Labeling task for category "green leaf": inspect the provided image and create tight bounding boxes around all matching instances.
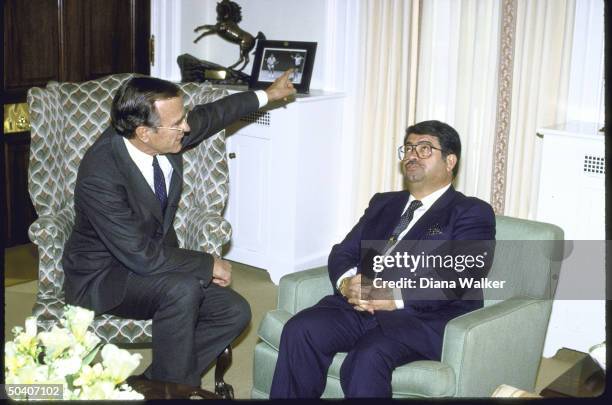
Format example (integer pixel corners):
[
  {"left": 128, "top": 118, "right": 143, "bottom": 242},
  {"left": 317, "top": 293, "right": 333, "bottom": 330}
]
[
  {"left": 83, "top": 343, "right": 102, "bottom": 366},
  {"left": 66, "top": 373, "right": 76, "bottom": 391}
]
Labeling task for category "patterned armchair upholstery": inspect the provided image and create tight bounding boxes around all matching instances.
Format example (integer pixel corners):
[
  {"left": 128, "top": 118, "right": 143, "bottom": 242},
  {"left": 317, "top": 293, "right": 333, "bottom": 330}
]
[{"left": 27, "top": 73, "right": 232, "bottom": 344}]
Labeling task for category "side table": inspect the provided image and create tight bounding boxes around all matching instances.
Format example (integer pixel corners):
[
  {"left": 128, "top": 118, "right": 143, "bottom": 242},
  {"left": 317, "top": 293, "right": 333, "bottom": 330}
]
[{"left": 540, "top": 348, "right": 605, "bottom": 398}]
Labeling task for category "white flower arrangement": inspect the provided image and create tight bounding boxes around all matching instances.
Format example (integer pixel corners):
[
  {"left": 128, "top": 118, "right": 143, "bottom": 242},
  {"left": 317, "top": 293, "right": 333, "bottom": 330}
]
[{"left": 4, "top": 305, "right": 144, "bottom": 400}]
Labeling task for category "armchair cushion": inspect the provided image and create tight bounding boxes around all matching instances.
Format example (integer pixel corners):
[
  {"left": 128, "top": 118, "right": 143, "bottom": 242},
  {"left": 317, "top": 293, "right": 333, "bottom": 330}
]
[
  {"left": 388, "top": 361, "right": 456, "bottom": 397},
  {"left": 326, "top": 355, "right": 456, "bottom": 398},
  {"left": 91, "top": 315, "right": 152, "bottom": 344},
  {"left": 277, "top": 266, "right": 332, "bottom": 314}
]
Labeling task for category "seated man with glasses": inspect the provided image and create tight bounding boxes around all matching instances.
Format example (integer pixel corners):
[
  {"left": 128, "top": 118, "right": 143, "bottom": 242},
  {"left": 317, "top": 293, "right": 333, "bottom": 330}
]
[
  {"left": 270, "top": 120, "right": 495, "bottom": 398},
  {"left": 62, "top": 72, "right": 296, "bottom": 388}
]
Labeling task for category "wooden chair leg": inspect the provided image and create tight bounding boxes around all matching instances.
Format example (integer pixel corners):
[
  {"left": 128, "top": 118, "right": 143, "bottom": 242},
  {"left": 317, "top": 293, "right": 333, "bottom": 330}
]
[{"left": 214, "top": 346, "right": 234, "bottom": 399}]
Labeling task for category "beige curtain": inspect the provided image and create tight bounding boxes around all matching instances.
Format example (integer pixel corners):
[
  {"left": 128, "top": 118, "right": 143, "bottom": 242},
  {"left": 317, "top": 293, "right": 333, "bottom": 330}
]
[
  {"left": 349, "top": 0, "right": 577, "bottom": 220},
  {"left": 352, "top": 0, "right": 414, "bottom": 214},
  {"left": 502, "top": 0, "right": 576, "bottom": 218},
  {"left": 416, "top": 0, "right": 501, "bottom": 201}
]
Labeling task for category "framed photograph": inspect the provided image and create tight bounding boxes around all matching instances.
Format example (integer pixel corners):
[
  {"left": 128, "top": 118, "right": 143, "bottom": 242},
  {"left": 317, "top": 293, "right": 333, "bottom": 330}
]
[{"left": 249, "top": 40, "right": 317, "bottom": 94}]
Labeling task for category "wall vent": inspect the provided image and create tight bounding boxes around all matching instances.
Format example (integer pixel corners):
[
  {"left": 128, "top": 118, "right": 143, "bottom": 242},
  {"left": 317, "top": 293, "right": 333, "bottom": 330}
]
[
  {"left": 583, "top": 155, "right": 605, "bottom": 175},
  {"left": 240, "top": 111, "right": 271, "bottom": 126}
]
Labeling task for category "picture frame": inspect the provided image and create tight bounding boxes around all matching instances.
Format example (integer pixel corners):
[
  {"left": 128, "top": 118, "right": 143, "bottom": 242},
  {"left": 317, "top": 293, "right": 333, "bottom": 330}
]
[{"left": 249, "top": 40, "right": 317, "bottom": 94}]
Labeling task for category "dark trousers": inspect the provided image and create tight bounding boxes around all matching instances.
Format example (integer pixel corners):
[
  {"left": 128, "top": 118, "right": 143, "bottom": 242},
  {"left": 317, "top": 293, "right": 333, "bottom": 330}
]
[
  {"left": 107, "top": 271, "right": 251, "bottom": 387},
  {"left": 269, "top": 295, "right": 424, "bottom": 398}
]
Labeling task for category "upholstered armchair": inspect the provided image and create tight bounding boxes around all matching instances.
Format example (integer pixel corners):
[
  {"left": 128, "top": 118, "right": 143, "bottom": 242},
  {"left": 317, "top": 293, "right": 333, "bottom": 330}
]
[
  {"left": 27, "top": 74, "right": 234, "bottom": 395},
  {"left": 252, "top": 216, "right": 564, "bottom": 398}
]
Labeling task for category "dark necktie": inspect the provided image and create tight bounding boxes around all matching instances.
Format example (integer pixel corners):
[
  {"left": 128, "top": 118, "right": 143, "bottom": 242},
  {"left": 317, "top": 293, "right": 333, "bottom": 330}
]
[
  {"left": 383, "top": 200, "right": 423, "bottom": 252},
  {"left": 152, "top": 156, "right": 168, "bottom": 213}
]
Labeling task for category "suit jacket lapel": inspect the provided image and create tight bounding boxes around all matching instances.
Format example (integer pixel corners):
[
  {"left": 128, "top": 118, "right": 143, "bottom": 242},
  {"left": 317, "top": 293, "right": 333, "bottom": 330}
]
[
  {"left": 403, "top": 186, "right": 457, "bottom": 240},
  {"left": 372, "top": 192, "right": 410, "bottom": 242},
  {"left": 165, "top": 153, "right": 183, "bottom": 203},
  {"left": 110, "top": 133, "right": 164, "bottom": 225},
  {"left": 164, "top": 154, "right": 183, "bottom": 231}
]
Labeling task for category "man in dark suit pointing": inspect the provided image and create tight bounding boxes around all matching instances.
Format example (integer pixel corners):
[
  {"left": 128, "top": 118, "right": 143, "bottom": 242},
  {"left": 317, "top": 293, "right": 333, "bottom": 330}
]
[
  {"left": 62, "top": 71, "right": 296, "bottom": 387},
  {"left": 270, "top": 120, "right": 496, "bottom": 398}
]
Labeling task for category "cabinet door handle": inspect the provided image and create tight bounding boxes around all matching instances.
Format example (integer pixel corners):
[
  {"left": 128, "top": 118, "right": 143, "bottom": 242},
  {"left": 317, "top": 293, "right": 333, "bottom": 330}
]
[{"left": 228, "top": 152, "right": 237, "bottom": 159}]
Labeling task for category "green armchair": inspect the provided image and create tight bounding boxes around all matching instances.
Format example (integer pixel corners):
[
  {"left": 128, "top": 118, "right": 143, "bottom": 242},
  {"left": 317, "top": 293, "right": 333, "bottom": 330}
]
[{"left": 252, "top": 215, "right": 563, "bottom": 398}]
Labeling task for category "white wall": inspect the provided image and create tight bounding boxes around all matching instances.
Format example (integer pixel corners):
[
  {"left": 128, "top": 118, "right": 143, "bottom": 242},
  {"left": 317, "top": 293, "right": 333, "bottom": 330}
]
[{"left": 150, "top": 0, "right": 183, "bottom": 81}]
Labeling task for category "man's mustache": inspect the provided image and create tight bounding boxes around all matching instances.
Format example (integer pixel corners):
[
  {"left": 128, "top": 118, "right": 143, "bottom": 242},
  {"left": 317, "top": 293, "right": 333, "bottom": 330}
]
[{"left": 404, "top": 160, "right": 423, "bottom": 169}]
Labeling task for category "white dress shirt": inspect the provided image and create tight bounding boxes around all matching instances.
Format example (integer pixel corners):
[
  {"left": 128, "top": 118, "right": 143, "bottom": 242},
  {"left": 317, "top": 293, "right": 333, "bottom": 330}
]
[
  {"left": 124, "top": 138, "right": 174, "bottom": 193},
  {"left": 123, "top": 90, "right": 268, "bottom": 194},
  {"left": 336, "top": 184, "right": 452, "bottom": 309}
]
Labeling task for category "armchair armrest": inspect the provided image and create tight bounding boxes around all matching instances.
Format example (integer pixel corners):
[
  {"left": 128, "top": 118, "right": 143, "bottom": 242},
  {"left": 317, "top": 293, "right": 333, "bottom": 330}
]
[
  {"left": 441, "top": 298, "right": 553, "bottom": 397},
  {"left": 28, "top": 210, "right": 74, "bottom": 304},
  {"left": 257, "top": 309, "right": 293, "bottom": 350},
  {"left": 28, "top": 211, "right": 74, "bottom": 253},
  {"left": 181, "top": 208, "right": 231, "bottom": 255},
  {"left": 278, "top": 266, "right": 332, "bottom": 314}
]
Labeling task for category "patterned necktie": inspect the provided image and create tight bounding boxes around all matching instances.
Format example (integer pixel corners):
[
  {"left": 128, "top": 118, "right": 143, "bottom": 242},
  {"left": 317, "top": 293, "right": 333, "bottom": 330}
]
[
  {"left": 152, "top": 156, "right": 168, "bottom": 213},
  {"left": 383, "top": 200, "right": 423, "bottom": 252}
]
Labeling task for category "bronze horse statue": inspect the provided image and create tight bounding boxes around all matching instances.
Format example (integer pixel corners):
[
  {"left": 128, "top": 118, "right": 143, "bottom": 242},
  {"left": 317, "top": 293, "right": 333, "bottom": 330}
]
[{"left": 194, "top": 0, "right": 265, "bottom": 72}]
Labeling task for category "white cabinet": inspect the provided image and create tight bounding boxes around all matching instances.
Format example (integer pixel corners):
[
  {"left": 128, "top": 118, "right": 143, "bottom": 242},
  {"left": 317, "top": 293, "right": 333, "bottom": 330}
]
[
  {"left": 537, "top": 121, "right": 605, "bottom": 239},
  {"left": 536, "top": 121, "right": 605, "bottom": 357},
  {"left": 221, "top": 89, "right": 345, "bottom": 284}
]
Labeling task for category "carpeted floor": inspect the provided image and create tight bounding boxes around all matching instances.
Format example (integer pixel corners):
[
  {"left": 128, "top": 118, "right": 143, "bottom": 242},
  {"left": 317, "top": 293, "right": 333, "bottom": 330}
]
[
  {"left": 4, "top": 244, "right": 575, "bottom": 398},
  {"left": 4, "top": 243, "right": 39, "bottom": 287}
]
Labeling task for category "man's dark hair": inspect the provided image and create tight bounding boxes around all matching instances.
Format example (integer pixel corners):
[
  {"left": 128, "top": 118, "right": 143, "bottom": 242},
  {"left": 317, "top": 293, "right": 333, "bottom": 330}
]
[
  {"left": 111, "top": 77, "right": 182, "bottom": 138},
  {"left": 404, "top": 120, "right": 461, "bottom": 177}
]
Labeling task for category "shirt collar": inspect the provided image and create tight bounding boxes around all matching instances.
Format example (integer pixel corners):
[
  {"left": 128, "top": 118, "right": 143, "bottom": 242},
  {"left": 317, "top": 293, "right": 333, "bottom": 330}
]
[
  {"left": 123, "top": 137, "right": 154, "bottom": 166},
  {"left": 408, "top": 183, "right": 452, "bottom": 210}
]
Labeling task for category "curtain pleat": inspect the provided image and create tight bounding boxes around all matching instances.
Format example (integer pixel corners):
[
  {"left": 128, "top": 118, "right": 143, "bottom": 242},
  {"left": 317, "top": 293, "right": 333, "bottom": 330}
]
[
  {"left": 416, "top": 0, "right": 500, "bottom": 201},
  {"left": 503, "top": 0, "right": 575, "bottom": 218},
  {"left": 353, "top": 0, "right": 412, "bottom": 213}
]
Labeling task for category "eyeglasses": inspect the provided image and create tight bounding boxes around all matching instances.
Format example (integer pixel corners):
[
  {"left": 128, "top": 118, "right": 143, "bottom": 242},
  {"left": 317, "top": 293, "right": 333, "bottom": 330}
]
[
  {"left": 154, "top": 126, "right": 185, "bottom": 133},
  {"left": 398, "top": 142, "right": 444, "bottom": 160},
  {"left": 153, "top": 111, "right": 190, "bottom": 134}
]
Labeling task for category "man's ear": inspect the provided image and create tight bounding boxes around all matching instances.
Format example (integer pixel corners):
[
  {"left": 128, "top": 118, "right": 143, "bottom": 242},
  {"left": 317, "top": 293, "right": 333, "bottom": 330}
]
[
  {"left": 445, "top": 154, "right": 457, "bottom": 174},
  {"left": 134, "top": 126, "right": 151, "bottom": 143}
]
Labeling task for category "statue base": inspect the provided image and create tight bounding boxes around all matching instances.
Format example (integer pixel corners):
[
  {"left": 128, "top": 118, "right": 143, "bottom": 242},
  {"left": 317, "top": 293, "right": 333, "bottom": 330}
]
[{"left": 177, "top": 54, "right": 250, "bottom": 85}]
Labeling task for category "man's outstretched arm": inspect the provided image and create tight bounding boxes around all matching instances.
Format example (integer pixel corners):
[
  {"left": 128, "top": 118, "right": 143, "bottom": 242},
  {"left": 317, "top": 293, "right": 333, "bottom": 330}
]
[{"left": 183, "top": 69, "right": 297, "bottom": 148}]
